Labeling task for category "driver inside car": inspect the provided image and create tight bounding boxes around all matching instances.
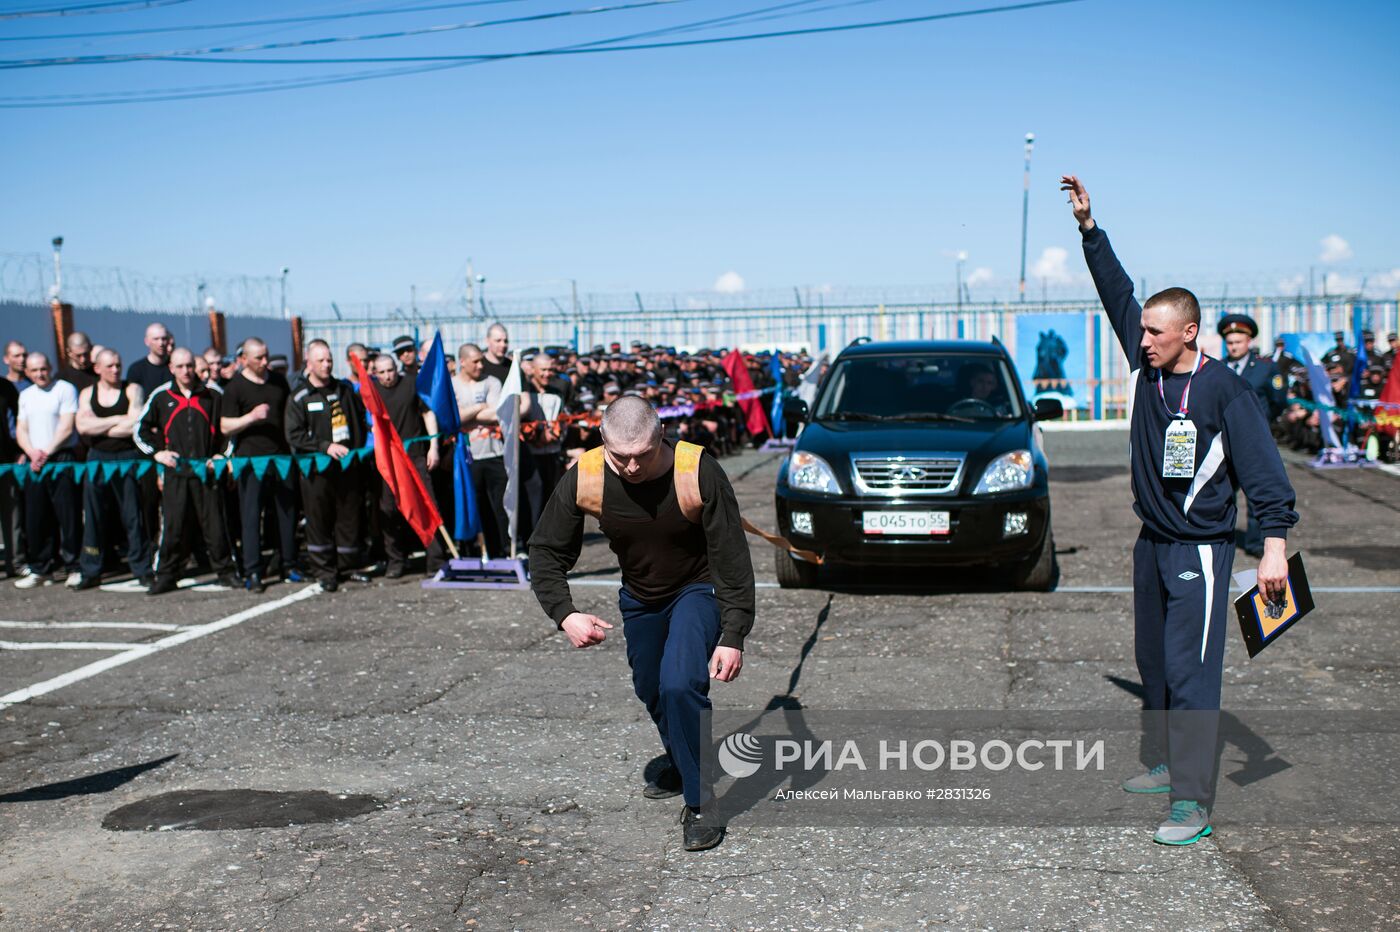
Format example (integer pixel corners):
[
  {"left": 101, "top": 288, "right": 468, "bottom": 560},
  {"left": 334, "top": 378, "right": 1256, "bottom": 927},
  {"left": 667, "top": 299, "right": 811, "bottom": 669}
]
[{"left": 954, "top": 362, "right": 1010, "bottom": 416}]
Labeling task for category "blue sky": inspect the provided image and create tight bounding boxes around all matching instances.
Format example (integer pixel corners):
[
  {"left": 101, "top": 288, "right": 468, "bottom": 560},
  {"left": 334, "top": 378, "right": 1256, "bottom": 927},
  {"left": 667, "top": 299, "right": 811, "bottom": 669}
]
[{"left": 3, "top": 0, "right": 1398, "bottom": 312}]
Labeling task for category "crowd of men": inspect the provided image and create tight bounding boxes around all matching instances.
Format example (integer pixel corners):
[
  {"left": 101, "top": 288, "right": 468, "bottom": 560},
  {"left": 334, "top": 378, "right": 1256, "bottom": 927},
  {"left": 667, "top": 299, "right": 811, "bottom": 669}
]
[
  {"left": 0, "top": 321, "right": 806, "bottom": 595},
  {"left": 1255, "top": 327, "right": 1399, "bottom": 460}
]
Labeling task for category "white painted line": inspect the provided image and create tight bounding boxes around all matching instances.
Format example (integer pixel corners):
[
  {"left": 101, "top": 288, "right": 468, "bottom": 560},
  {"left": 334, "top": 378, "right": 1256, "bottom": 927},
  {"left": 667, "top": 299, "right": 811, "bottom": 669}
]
[
  {"left": 1038, "top": 420, "right": 1131, "bottom": 432},
  {"left": 0, "top": 584, "right": 320, "bottom": 711},
  {"left": 0, "top": 640, "right": 141, "bottom": 652},
  {"left": 1378, "top": 463, "right": 1400, "bottom": 479},
  {"left": 566, "top": 579, "right": 1400, "bottom": 594},
  {"left": 569, "top": 578, "right": 781, "bottom": 590},
  {"left": 0, "top": 620, "right": 190, "bottom": 632},
  {"left": 99, "top": 578, "right": 232, "bottom": 594}
]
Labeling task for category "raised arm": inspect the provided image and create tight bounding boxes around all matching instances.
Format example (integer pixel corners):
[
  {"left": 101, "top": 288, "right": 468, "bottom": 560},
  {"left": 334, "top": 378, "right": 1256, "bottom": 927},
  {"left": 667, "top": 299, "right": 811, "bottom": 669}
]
[{"left": 1061, "top": 174, "right": 1145, "bottom": 362}]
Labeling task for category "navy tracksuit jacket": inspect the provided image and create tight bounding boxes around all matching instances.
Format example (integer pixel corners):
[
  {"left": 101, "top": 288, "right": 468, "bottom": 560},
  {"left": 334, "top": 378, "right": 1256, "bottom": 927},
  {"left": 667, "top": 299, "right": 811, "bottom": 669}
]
[{"left": 1082, "top": 224, "right": 1299, "bottom": 807}]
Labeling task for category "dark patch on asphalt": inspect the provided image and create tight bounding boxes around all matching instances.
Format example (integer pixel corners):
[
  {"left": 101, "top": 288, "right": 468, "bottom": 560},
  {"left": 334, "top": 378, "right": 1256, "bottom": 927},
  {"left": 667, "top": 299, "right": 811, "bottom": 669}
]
[
  {"left": 1310, "top": 545, "right": 1400, "bottom": 571},
  {"left": 1050, "top": 465, "right": 1129, "bottom": 483},
  {"left": 102, "top": 789, "right": 382, "bottom": 831},
  {"left": 0, "top": 755, "right": 177, "bottom": 803}
]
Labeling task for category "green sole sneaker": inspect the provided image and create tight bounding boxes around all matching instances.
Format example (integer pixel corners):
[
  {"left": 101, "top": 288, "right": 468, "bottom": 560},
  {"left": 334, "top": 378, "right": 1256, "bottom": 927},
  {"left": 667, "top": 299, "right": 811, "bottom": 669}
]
[
  {"left": 1154, "top": 823, "right": 1212, "bottom": 846},
  {"left": 1122, "top": 764, "right": 1171, "bottom": 794},
  {"left": 1153, "top": 800, "right": 1212, "bottom": 845}
]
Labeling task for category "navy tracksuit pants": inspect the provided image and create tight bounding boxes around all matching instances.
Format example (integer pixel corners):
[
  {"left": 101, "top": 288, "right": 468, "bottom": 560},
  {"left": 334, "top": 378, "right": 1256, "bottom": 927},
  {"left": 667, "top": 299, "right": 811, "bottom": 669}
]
[
  {"left": 620, "top": 582, "right": 722, "bottom": 809},
  {"left": 1133, "top": 529, "right": 1234, "bottom": 807}
]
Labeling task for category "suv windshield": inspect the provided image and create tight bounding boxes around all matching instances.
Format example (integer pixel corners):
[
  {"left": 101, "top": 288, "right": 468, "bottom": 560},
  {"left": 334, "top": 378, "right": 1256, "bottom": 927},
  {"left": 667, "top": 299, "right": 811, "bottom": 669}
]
[{"left": 813, "top": 353, "right": 1024, "bottom": 421}]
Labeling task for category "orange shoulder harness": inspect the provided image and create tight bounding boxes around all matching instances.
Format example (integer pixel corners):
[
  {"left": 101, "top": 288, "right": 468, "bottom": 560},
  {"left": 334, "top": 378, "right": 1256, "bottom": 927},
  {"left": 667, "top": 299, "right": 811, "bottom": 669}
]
[{"left": 574, "top": 440, "right": 705, "bottom": 524}]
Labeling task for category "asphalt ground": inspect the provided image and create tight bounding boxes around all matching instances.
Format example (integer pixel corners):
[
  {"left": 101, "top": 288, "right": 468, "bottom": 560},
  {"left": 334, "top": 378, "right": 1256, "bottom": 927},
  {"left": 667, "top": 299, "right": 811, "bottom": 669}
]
[{"left": 1, "top": 426, "right": 1398, "bottom": 931}]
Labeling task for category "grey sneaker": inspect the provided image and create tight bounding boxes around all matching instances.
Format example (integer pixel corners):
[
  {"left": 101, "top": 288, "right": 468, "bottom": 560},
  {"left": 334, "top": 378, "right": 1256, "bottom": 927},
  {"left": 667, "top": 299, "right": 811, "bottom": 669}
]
[
  {"left": 1153, "top": 800, "right": 1212, "bottom": 845},
  {"left": 1122, "top": 763, "right": 1171, "bottom": 794}
]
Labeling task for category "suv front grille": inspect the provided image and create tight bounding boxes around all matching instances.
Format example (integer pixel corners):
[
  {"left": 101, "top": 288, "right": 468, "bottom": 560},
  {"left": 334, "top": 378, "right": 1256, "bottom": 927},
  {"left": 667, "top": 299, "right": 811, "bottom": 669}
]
[{"left": 850, "top": 454, "right": 966, "bottom": 496}]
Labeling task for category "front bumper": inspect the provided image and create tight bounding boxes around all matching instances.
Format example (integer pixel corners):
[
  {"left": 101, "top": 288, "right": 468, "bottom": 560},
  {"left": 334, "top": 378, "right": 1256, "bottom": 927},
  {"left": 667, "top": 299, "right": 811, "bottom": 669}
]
[{"left": 774, "top": 488, "right": 1050, "bottom": 567}]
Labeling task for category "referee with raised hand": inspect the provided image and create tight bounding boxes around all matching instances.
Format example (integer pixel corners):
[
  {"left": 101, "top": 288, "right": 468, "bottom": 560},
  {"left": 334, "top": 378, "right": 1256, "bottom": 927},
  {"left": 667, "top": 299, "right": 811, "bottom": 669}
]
[{"left": 1062, "top": 174, "right": 1298, "bottom": 846}]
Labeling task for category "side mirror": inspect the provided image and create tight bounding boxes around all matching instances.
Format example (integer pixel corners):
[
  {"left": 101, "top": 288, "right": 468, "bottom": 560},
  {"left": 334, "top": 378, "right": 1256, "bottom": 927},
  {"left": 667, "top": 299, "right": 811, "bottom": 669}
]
[
  {"left": 782, "top": 398, "right": 809, "bottom": 438},
  {"left": 1033, "top": 398, "right": 1064, "bottom": 421}
]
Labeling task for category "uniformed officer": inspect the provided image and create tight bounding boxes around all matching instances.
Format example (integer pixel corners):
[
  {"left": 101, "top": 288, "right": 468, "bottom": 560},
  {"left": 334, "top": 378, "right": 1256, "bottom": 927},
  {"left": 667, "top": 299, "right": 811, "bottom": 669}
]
[
  {"left": 1321, "top": 331, "right": 1355, "bottom": 376},
  {"left": 1064, "top": 175, "right": 1298, "bottom": 846},
  {"left": 135, "top": 348, "right": 239, "bottom": 595},
  {"left": 1217, "top": 314, "right": 1287, "bottom": 557},
  {"left": 286, "top": 340, "right": 366, "bottom": 592}
]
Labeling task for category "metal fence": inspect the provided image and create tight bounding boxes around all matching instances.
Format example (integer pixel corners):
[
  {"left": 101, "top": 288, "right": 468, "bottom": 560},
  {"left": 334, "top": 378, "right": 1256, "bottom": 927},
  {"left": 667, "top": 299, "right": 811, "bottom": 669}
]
[{"left": 303, "top": 297, "right": 1397, "bottom": 421}]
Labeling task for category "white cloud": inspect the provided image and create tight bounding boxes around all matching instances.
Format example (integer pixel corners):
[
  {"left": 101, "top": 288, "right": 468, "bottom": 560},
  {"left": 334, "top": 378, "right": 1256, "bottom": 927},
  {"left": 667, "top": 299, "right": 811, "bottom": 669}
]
[
  {"left": 1277, "top": 274, "right": 1306, "bottom": 293},
  {"left": 1323, "top": 271, "right": 1359, "bottom": 294},
  {"left": 685, "top": 297, "right": 711, "bottom": 310},
  {"left": 1032, "top": 247, "right": 1073, "bottom": 284},
  {"left": 713, "top": 271, "right": 745, "bottom": 293},
  {"left": 1319, "top": 234, "right": 1352, "bottom": 263},
  {"left": 424, "top": 290, "right": 444, "bottom": 302},
  {"left": 965, "top": 267, "right": 994, "bottom": 287},
  {"left": 1373, "top": 268, "right": 1400, "bottom": 290}
]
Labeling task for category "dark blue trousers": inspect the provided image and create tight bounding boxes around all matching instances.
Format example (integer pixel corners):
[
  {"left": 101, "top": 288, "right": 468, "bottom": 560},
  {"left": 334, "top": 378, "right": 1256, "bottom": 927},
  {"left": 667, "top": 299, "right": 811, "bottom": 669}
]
[
  {"left": 620, "top": 582, "right": 721, "bottom": 808},
  {"left": 1133, "top": 529, "right": 1234, "bottom": 807}
]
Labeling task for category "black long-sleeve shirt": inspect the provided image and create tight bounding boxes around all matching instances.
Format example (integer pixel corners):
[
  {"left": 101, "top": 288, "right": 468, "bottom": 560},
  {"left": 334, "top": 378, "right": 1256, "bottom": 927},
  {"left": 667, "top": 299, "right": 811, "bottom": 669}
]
[
  {"left": 1082, "top": 224, "right": 1299, "bottom": 541},
  {"left": 528, "top": 443, "right": 756, "bottom": 650}
]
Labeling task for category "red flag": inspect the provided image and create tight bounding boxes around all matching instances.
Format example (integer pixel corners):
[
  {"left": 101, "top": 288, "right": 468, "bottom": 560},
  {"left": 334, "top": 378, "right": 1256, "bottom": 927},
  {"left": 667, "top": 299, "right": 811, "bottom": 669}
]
[
  {"left": 352, "top": 355, "right": 444, "bottom": 547},
  {"left": 1377, "top": 360, "right": 1400, "bottom": 437},
  {"left": 722, "top": 349, "right": 772, "bottom": 440}
]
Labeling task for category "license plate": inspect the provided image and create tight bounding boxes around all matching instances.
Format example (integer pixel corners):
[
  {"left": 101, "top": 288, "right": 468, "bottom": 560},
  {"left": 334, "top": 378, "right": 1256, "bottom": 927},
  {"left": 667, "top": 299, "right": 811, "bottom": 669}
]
[{"left": 861, "top": 510, "right": 950, "bottom": 536}]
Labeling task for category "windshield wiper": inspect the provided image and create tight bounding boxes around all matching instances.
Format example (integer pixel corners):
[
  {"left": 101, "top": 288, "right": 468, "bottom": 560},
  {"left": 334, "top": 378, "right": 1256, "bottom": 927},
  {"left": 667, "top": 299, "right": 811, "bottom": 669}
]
[
  {"left": 884, "top": 412, "right": 975, "bottom": 423},
  {"left": 818, "top": 411, "right": 895, "bottom": 422}
]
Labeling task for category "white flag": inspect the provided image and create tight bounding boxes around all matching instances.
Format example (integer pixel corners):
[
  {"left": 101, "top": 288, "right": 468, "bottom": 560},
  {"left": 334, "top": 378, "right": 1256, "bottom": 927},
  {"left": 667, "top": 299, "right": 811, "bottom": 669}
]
[
  {"left": 797, "top": 353, "right": 828, "bottom": 407},
  {"left": 496, "top": 356, "right": 523, "bottom": 556}
]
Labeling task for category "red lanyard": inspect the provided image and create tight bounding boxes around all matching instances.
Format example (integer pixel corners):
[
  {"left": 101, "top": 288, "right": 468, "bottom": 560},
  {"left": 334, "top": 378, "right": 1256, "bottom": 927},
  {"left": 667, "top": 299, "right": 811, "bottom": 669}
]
[{"left": 1157, "top": 351, "right": 1207, "bottom": 418}]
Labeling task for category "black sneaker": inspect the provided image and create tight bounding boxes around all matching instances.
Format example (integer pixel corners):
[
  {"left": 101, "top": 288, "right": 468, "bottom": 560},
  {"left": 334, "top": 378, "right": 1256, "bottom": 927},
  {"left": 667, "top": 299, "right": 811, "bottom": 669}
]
[
  {"left": 245, "top": 573, "right": 266, "bottom": 594},
  {"left": 385, "top": 565, "right": 406, "bottom": 580},
  {"left": 215, "top": 571, "right": 240, "bottom": 589},
  {"left": 680, "top": 805, "right": 725, "bottom": 852},
  {"left": 644, "top": 763, "right": 683, "bottom": 799},
  {"left": 147, "top": 576, "right": 178, "bottom": 596},
  {"left": 139, "top": 574, "right": 156, "bottom": 589},
  {"left": 71, "top": 575, "right": 102, "bottom": 591}
]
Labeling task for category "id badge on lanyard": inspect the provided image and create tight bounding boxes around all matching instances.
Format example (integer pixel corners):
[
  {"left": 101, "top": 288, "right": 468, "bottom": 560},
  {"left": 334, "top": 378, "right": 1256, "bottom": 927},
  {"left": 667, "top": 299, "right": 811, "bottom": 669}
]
[{"left": 1158, "top": 352, "right": 1206, "bottom": 480}]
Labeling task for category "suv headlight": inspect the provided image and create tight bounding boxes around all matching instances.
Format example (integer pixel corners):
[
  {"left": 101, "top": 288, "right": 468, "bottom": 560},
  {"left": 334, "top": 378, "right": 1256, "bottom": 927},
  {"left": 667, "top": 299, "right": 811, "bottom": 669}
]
[
  {"left": 787, "top": 451, "right": 841, "bottom": 495},
  {"left": 973, "top": 450, "right": 1034, "bottom": 494}
]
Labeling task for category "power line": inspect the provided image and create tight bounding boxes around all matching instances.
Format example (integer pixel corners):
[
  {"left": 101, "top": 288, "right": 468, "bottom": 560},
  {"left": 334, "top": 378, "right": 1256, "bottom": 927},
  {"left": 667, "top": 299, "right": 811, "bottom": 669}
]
[
  {"left": 0, "top": 0, "right": 1077, "bottom": 106},
  {"left": 0, "top": 0, "right": 564, "bottom": 42},
  {"left": 152, "top": 0, "right": 1090, "bottom": 65},
  {"left": 0, "top": 0, "right": 830, "bottom": 101},
  {"left": 0, "top": 0, "right": 194, "bottom": 20},
  {"left": 0, "top": 0, "right": 697, "bottom": 69}
]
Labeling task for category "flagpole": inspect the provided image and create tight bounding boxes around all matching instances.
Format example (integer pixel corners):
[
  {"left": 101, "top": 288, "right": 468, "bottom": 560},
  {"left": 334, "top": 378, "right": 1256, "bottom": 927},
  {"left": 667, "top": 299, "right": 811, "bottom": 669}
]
[{"left": 438, "top": 524, "right": 460, "bottom": 560}]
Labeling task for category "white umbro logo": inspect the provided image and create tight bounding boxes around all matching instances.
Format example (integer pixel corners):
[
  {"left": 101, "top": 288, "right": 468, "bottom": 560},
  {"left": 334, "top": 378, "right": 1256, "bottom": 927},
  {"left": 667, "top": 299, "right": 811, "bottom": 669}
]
[{"left": 1178, "top": 571, "right": 1200, "bottom": 581}]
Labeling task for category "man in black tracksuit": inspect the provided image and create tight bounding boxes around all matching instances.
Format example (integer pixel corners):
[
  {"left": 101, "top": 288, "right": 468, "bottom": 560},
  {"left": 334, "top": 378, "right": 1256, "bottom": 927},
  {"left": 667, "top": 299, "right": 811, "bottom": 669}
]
[
  {"left": 135, "top": 348, "right": 238, "bottom": 595},
  {"left": 286, "top": 340, "right": 366, "bottom": 592},
  {"left": 1063, "top": 175, "right": 1298, "bottom": 845}
]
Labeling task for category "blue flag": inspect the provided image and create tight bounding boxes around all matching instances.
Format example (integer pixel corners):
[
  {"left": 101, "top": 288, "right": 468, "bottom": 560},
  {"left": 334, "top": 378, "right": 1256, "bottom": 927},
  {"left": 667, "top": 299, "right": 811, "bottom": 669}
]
[
  {"left": 452, "top": 438, "right": 481, "bottom": 543},
  {"left": 768, "top": 351, "right": 785, "bottom": 434},
  {"left": 1348, "top": 326, "right": 1369, "bottom": 401},
  {"left": 416, "top": 332, "right": 481, "bottom": 543},
  {"left": 416, "top": 332, "right": 460, "bottom": 435}
]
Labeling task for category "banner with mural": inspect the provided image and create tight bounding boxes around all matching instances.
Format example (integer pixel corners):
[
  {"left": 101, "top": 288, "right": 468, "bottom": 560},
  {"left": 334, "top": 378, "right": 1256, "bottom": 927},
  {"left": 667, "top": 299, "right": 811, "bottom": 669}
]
[{"left": 1014, "top": 312, "right": 1089, "bottom": 410}]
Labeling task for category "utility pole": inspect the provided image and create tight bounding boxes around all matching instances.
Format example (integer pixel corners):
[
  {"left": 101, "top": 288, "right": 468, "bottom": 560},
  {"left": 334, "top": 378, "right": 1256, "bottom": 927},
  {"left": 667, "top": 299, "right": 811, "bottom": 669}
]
[
  {"left": 411, "top": 284, "right": 417, "bottom": 321},
  {"left": 1018, "top": 132, "right": 1034, "bottom": 303},
  {"left": 280, "top": 267, "right": 290, "bottom": 319}
]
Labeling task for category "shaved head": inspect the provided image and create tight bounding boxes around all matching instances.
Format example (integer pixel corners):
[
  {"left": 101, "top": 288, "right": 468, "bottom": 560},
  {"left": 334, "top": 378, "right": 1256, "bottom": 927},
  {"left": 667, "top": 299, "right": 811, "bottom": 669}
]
[{"left": 601, "top": 395, "right": 661, "bottom": 450}]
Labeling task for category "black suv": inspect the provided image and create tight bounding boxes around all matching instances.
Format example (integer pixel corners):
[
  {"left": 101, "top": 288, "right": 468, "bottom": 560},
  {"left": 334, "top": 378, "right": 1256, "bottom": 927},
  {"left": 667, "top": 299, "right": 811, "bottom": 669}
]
[{"left": 774, "top": 339, "right": 1061, "bottom": 590}]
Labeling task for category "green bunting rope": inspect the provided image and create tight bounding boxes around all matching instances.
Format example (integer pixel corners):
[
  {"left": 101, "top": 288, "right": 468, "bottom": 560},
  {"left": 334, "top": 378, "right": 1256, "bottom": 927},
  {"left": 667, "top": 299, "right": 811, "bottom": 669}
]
[{"left": 0, "top": 433, "right": 447, "bottom": 486}]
